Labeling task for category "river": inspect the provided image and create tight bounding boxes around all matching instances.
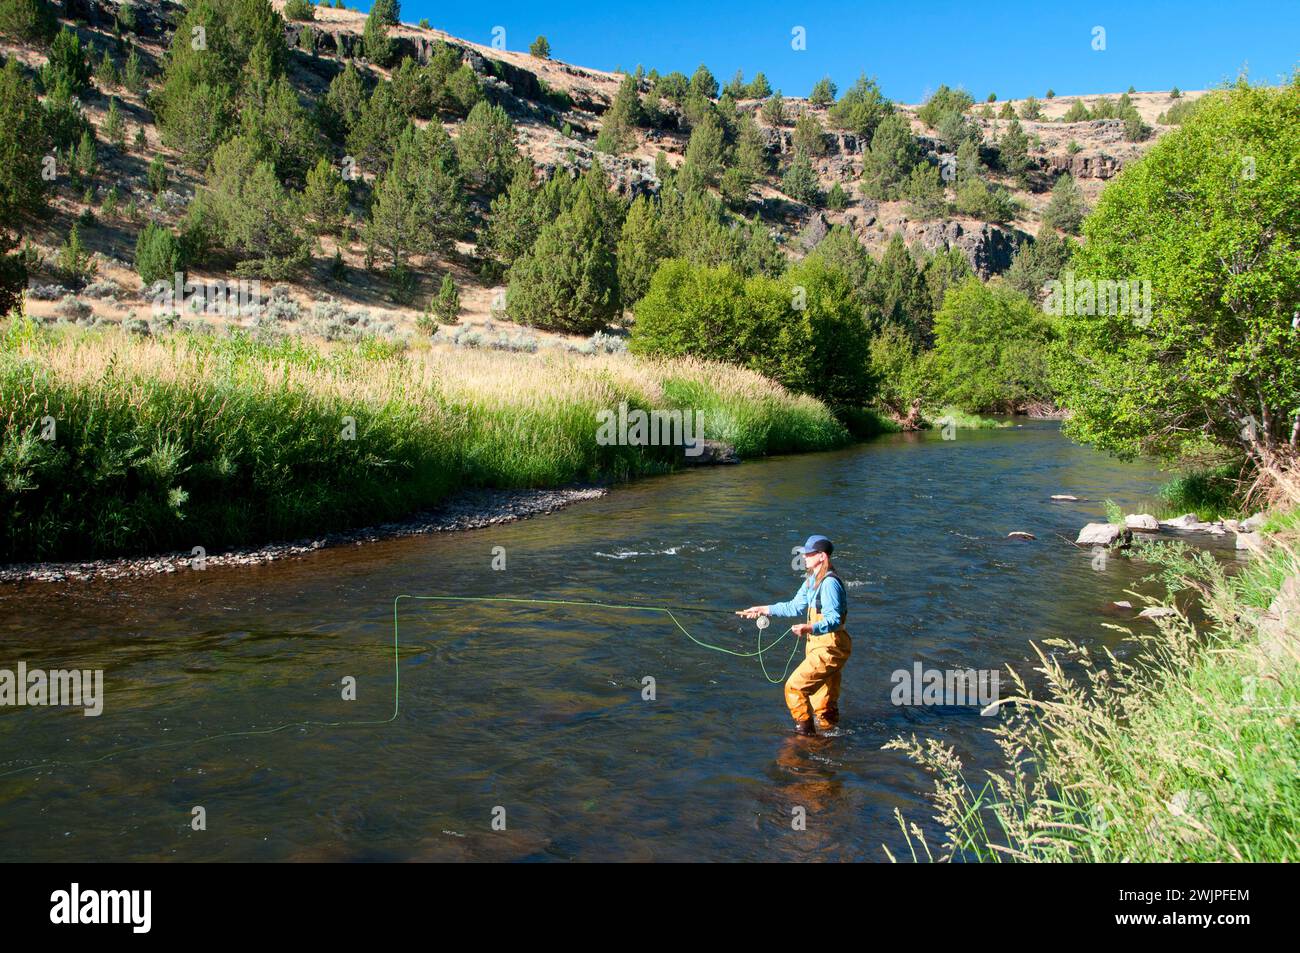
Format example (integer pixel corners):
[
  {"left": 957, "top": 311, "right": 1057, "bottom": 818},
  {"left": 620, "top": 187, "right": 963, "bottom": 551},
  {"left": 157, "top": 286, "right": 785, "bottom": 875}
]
[{"left": 0, "top": 420, "right": 1179, "bottom": 861}]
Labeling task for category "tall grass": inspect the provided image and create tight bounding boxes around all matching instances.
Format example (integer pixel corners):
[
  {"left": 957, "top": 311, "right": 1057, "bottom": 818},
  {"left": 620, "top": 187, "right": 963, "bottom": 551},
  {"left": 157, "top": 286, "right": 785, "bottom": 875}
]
[
  {"left": 0, "top": 321, "right": 848, "bottom": 562},
  {"left": 886, "top": 469, "right": 1300, "bottom": 862}
]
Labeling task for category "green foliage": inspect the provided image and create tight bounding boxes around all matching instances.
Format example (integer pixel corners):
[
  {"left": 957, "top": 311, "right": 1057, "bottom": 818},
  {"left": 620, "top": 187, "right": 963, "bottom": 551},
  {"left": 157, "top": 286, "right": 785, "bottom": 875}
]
[
  {"left": 746, "top": 72, "right": 772, "bottom": 98},
  {"left": 931, "top": 277, "right": 1053, "bottom": 412},
  {"left": 102, "top": 96, "right": 125, "bottom": 148},
  {"left": 457, "top": 100, "right": 520, "bottom": 194},
  {"left": 529, "top": 35, "right": 550, "bottom": 59},
  {"left": 683, "top": 111, "right": 725, "bottom": 184},
  {"left": 1004, "top": 227, "right": 1075, "bottom": 301},
  {"left": 863, "top": 232, "right": 931, "bottom": 343},
  {"left": 827, "top": 74, "right": 891, "bottom": 139},
  {"left": 134, "top": 221, "right": 181, "bottom": 286},
  {"left": 869, "top": 322, "right": 930, "bottom": 417},
  {"left": 690, "top": 63, "right": 718, "bottom": 100},
  {"left": 617, "top": 195, "right": 666, "bottom": 309},
  {"left": 917, "top": 84, "right": 973, "bottom": 129},
  {"left": 348, "top": 80, "right": 406, "bottom": 174},
  {"left": 40, "top": 26, "right": 91, "bottom": 94},
  {"left": 1062, "top": 98, "right": 1091, "bottom": 122},
  {"left": 808, "top": 76, "right": 836, "bottom": 107},
  {"left": 122, "top": 46, "right": 144, "bottom": 94},
  {"left": 201, "top": 136, "right": 310, "bottom": 278},
  {"left": 283, "top": 0, "right": 314, "bottom": 20},
  {"left": 952, "top": 175, "right": 1018, "bottom": 223},
  {"left": 1158, "top": 97, "right": 1201, "bottom": 125},
  {"left": 366, "top": 122, "right": 466, "bottom": 268},
  {"left": 1051, "top": 76, "right": 1300, "bottom": 463},
  {"left": 371, "top": 0, "right": 399, "bottom": 25},
  {"left": 630, "top": 257, "right": 874, "bottom": 411},
  {"left": 322, "top": 61, "right": 366, "bottom": 139},
  {"left": 299, "top": 156, "right": 349, "bottom": 234},
  {"left": 1019, "top": 95, "right": 1043, "bottom": 120},
  {"left": 792, "top": 111, "right": 827, "bottom": 156},
  {"left": 596, "top": 73, "right": 642, "bottom": 155},
  {"left": 1040, "top": 173, "right": 1088, "bottom": 234},
  {"left": 146, "top": 153, "right": 167, "bottom": 194},
  {"left": 0, "top": 58, "right": 51, "bottom": 235},
  {"left": 56, "top": 223, "right": 96, "bottom": 285},
  {"left": 781, "top": 151, "right": 820, "bottom": 205},
  {"left": 761, "top": 90, "right": 785, "bottom": 125},
  {"left": 240, "top": 75, "right": 320, "bottom": 184},
  {"left": 433, "top": 272, "right": 460, "bottom": 323},
  {"left": 903, "top": 161, "right": 946, "bottom": 220},
  {"left": 921, "top": 245, "right": 973, "bottom": 313},
  {"left": 860, "top": 110, "right": 919, "bottom": 200},
  {"left": 998, "top": 118, "right": 1031, "bottom": 184},
  {"left": 0, "top": 0, "right": 57, "bottom": 42},
  {"left": 507, "top": 189, "right": 620, "bottom": 333},
  {"left": 826, "top": 181, "right": 848, "bottom": 210},
  {"left": 363, "top": 9, "right": 395, "bottom": 66}
]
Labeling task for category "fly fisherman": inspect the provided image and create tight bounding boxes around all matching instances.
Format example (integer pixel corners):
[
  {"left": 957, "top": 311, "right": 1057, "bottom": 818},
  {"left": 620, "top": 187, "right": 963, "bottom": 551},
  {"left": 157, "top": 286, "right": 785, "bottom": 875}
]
[{"left": 738, "top": 535, "right": 851, "bottom": 736}]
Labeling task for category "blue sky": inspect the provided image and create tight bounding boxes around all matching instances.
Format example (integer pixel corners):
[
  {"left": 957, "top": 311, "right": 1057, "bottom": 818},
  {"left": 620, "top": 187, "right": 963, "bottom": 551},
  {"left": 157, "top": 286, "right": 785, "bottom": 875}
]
[{"left": 397, "top": 0, "right": 1299, "bottom": 103}]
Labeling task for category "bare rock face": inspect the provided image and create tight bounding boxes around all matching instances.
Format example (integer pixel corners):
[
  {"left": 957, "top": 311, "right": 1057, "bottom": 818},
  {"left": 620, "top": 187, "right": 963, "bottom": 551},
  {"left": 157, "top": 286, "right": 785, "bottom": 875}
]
[
  {"left": 1125, "top": 513, "right": 1160, "bottom": 532},
  {"left": 1041, "top": 151, "right": 1123, "bottom": 180},
  {"left": 799, "top": 212, "right": 831, "bottom": 250},
  {"left": 915, "top": 221, "right": 1030, "bottom": 278}
]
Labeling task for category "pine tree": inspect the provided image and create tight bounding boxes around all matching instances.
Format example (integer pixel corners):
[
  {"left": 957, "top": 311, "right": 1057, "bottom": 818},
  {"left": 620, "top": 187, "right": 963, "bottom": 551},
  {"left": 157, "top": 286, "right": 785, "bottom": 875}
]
[
  {"left": 299, "top": 156, "right": 349, "bottom": 234},
  {"left": 366, "top": 123, "right": 466, "bottom": 268},
  {"left": 1040, "top": 173, "right": 1088, "bottom": 234},
  {"left": 595, "top": 73, "right": 641, "bottom": 155},
  {"left": 135, "top": 221, "right": 181, "bottom": 285},
  {"left": 781, "top": 151, "right": 820, "bottom": 205},
  {"left": 457, "top": 100, "right": 519, "bottom": 193},
  {"left": 761, "top": 90, "right": 785, "bottom": 125},
  {"left": 371, "top": 0, "right": 399, "bottom": 25},
  {"left": 507, "top": 190, "right": 620, "bottom": 333},
  {"left": 860, "top": 111, "right": 918, "bottom": 200},
  {"left": 363, "top": 9, "right": 395, "bottom": 66},
  {"left": 529, "top": 35, "right": 550, "bottom": 59},
  {"left": 683, "top": 112, "right": 725, "bottom": 184},
  {"left": 434, "top": 272, "right": 460, "bottom": 323},
  {"left": 999, "top": 118, "right": 1030, "bottom": 184},
  {"left": 808, "top": 76, "right": 836, "bottom": 107}
]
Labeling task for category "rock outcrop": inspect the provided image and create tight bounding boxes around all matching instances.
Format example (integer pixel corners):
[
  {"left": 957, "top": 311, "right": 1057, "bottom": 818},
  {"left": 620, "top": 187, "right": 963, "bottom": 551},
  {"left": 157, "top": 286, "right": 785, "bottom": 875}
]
[{"left": 914, "top": 220, "right": 1030, "bottom": 278}]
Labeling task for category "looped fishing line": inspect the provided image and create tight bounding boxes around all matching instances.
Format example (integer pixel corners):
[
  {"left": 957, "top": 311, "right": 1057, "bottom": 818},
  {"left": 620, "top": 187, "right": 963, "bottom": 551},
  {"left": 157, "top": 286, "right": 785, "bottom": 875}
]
[{"left": 0, "top": 593, "right": 795, "bottom": 779}]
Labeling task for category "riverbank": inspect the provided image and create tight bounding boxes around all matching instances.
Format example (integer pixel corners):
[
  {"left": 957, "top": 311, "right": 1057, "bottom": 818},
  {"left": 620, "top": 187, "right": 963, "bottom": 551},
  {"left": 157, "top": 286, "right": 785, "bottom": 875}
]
[
  {"left": 1, "top": 319, "right": 851, "bottom": 569},
  {"left": 889, "top": 471, "right": 1300, "bottom": 862},
  {"left": 0, "top": 485, "right": 610, "bottom": 584}
]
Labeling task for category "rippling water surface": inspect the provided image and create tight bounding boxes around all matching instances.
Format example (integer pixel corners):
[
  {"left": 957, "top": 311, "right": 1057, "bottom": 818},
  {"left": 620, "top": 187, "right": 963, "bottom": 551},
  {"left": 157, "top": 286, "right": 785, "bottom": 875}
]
[{"left": 0, "top": 421, "right": 1185, "bottom": 861}]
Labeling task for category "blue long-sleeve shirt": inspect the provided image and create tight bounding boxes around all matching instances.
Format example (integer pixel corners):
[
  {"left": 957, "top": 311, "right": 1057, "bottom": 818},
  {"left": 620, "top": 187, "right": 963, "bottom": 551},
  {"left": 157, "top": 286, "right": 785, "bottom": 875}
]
[{"left": 767, "top": 573, "right": 846, "bottom": 635}]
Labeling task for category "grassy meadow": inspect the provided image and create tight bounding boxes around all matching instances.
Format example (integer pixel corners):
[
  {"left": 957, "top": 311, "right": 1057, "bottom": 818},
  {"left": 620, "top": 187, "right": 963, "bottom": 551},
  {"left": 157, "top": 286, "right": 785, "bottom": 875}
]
[{"left": 0, "top": 319, "right": 848, "bottom": 562}]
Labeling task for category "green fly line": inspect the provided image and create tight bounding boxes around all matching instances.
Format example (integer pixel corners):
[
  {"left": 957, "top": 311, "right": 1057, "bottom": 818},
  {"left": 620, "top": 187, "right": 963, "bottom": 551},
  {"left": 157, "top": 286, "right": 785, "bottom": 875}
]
[{"left": 0, "top": 594, "right": 795, "bottom": 780}]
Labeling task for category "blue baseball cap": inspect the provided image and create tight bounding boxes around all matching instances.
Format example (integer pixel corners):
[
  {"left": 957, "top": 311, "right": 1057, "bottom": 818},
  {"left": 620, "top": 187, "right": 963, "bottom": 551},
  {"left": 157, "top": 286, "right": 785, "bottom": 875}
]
[{"left": 796, "top": 535, "right": 833, "bottom": 555}]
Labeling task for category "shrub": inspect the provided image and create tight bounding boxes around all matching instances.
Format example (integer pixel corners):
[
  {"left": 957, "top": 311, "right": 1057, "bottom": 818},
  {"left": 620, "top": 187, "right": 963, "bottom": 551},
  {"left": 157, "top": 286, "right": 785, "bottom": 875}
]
[
  {"left": 283, "top": 0, "right": 314, "bottom": 21},
  {"left": 134, "top": 222, "right": 181, "bottom": 286},
  {"left": 529, "top": 35, "right": 550, "bottom": 58}
]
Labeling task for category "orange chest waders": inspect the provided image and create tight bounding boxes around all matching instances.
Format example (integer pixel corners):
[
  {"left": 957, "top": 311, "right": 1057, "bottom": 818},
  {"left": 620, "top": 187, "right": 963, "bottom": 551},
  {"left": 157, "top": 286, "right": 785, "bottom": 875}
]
[{"left": 784, "top": 572, "right": 852, "bottom": 729}]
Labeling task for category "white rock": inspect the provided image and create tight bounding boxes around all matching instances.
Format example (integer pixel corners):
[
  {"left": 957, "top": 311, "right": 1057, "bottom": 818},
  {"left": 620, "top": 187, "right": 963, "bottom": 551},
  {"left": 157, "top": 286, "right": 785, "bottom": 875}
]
[
  {"left": 1237, "top": 531, "right": 1264, "bottom": 552},
  {"left": 1125, "top": 514, "right": 1160, "bottom": 531},
  {"left": 1160, "top": 513, "right": 1202, "bottom": 529},
  {"left": 1051, "top": 494, "right": 1079, "bottom": 501},
  {"left": 1007, "top": 531, "right": 1036, "bottom": 540},
  {"left": 1077, "top": 522, "right": 1122, "bottom": 546},
  {"left": 1113, "top": 601, "right": 1133, "bottom": 609},
  {"left": 1241, "top": 512, "right": 1266, "bottom": 533}
]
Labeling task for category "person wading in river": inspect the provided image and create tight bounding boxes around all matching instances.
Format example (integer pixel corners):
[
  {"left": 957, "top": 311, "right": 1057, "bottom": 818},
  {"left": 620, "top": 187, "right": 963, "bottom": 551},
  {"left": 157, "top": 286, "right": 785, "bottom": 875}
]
[{"left": 738, "top": 535, "right": 851, "bottom": 736}]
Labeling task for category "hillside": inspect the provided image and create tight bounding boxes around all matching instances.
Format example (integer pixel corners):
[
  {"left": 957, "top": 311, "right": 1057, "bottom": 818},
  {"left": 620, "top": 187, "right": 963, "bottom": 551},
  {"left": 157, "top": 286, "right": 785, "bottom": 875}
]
[{"left": 3, "top": 0, "right": 1202, "bottom": 340}]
